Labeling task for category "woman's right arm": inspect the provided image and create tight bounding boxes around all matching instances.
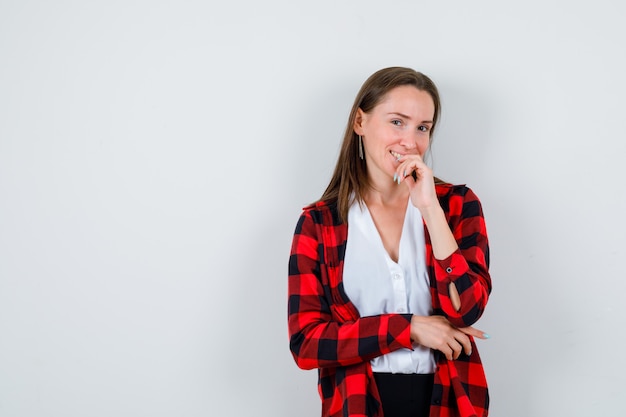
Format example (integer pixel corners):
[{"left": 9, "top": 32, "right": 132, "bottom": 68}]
[{"left": 288, "top": 210, "right": 414, "bottom": 370}]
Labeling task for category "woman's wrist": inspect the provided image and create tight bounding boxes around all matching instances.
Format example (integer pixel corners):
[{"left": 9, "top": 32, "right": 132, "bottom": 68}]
[
  {"left": 419, "top": 204, "right": 445, "bottom": 224},
  {"left": 420, "top": 205, "right": 458, "bottom": 260}
]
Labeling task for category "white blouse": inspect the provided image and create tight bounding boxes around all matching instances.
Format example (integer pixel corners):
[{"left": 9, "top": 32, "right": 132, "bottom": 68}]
[{"left": 343, "top": 199, "right": 436, "bottom": 374}]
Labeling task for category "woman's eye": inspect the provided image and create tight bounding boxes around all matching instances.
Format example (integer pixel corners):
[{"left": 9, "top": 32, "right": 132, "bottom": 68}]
[
  {"left": 391, "top": 119, "right": 402, "bottom": 126},
  {"left": 418, "top": 125, "right": 430, "bottom": 132}
]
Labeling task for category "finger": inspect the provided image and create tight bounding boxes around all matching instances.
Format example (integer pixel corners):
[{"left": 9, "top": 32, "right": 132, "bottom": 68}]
[
  {"left": 454, "top": 332, "right": 472, "bottom": 357},
  {"left": 395, "top": 166, "right": 414, "bottom": 184},
  {"left": 449, "top": 339, "right": 464, "bottom": 360},
  {"left": 441, "top": 345, "right": 454, "bottom": 361},
  {"left": 396, "top": 162, "right": 421, "bottom": 183},
  {"left": 403, "top": 172, "right": 416, "bottom": 187},
  {"left": 460, "top": 326, "right": 490, "bottom": 340}
]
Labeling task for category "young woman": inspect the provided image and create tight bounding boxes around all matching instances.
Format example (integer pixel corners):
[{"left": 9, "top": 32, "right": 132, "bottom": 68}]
[{"left": 288, "top": 67, "right": 492, "bottom": 417}]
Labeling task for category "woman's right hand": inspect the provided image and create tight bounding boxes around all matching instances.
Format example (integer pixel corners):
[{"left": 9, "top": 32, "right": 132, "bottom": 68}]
[{"left": 410, "top": 315, "right": 488, "bottom": 360}]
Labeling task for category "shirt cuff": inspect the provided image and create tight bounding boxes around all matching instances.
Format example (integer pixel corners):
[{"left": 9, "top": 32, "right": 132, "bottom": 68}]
[{"left": 433, "top": 249, "right": 462, "bottom": 278}]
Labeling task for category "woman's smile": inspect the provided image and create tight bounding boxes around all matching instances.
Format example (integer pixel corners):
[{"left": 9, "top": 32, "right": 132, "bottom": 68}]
[{"left": 389, "top": 150, "right": 404, "bottom": 161}]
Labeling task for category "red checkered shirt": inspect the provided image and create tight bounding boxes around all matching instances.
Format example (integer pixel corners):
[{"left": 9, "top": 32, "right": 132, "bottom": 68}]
[{"left": 288, "top": 184, "right": 492, "bottom": 417}]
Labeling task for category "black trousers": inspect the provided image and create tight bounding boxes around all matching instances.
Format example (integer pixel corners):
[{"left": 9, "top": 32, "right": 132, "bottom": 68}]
[{"left": 373, "top": 373, "right": 434, "bottom": 417}]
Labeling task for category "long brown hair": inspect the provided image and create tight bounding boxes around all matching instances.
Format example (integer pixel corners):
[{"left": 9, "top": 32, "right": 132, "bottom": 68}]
[{"left": 317, "top": 66, "right": 443, "bottom": 223}]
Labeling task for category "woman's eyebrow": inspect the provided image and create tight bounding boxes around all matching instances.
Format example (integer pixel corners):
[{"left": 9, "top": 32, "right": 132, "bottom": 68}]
[{"left": 388, "top": 112, "right": 433, "bottom": 124}]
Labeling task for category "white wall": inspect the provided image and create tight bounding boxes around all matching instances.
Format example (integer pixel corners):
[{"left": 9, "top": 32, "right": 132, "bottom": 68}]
[{"left": 1, "top": 1, "right": 625, "bottom": 416}]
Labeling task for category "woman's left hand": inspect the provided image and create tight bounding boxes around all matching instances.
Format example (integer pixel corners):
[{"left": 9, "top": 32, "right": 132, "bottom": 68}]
[
  {"left": 396, "top": 154, "right": 458, "bottom": 261},
  {"left": 395, "top": 154, "right": 438, "bottom": 210}
]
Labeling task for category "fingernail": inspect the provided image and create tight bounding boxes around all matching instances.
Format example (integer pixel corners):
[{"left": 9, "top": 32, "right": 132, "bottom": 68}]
[
  {"left": 393, "top": 173, "right": 397, "bottom": 182},
  {"left": 403, "top": 170, "right": 406, "bottom": 177},
  {"left": 468, "top": 350, "right": 472, "bottom": 356},
  {"left": 483, "top": 333, "right": 490, "bottom": 339}
]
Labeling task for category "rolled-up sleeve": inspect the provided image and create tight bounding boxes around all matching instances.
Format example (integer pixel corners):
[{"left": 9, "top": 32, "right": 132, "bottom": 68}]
[{"left": 432, "top": 187, "right": 491, "bottom": 327}]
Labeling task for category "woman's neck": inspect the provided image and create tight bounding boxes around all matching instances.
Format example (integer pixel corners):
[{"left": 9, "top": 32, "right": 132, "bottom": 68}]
[{"left": 364, "top": 181, "right": 409, "bottom": 207}]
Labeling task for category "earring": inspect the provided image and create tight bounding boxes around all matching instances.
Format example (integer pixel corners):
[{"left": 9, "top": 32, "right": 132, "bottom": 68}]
[{"left": 358, "top": 135, "right": 364, "bottom": 160}]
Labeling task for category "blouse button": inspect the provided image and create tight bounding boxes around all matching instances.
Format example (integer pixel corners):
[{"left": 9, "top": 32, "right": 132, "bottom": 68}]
[{"left": 446, "top": 267, "right": 453, "bottom": 273}]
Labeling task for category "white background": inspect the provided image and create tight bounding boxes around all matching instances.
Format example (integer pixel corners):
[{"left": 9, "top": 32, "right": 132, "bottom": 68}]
[{"left": 1, "top": 1, "right": 625, "bottom": 416}]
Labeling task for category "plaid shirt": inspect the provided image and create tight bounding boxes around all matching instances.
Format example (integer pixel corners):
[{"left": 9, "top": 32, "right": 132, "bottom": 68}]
[{"left": 288, "top": 184, "right": 492, "bottom": 417}]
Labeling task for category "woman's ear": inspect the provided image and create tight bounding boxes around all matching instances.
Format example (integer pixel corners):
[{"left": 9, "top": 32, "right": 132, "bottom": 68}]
[{"left": 353, "top": 108, "right": 365, "bottom": 135}]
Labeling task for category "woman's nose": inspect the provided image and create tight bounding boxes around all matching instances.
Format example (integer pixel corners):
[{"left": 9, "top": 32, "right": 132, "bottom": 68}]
[{"left": 399, "top": 132, "right": 417, "bottom": 149}]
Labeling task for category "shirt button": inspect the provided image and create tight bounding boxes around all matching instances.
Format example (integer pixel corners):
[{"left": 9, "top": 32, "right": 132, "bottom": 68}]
[
  {"left": 398, "top": 308, "right": 406, "bottom": 313},
  {"left": 393, "top": 274, "right": 401, "bottom": 280},
  {"left": 446, "top": 267, "right": 453, "bottom": 273}
]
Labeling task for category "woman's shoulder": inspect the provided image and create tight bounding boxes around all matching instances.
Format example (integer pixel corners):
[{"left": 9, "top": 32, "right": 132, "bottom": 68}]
[
  {"left": 300, "top": 199, "right": 342, "bottom": 225},
  {"left": 302, "top": 199, "right": 333, "bottom": 213},
  {"left": 435, "top": 181, "right": 483, "bottom": 204},
  {"left": 435, "top": 181, "right": 476, "bottom": 197}
]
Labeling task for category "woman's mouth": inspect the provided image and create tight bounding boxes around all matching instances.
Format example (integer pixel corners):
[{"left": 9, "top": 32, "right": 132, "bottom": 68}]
[{"left": 389, "top": 150, "right": 403, "bottom": 161}]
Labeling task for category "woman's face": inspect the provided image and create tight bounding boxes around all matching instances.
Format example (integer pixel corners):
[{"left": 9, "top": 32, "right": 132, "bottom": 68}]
[{"left": 354, "top": 85, "right": 435, "bottom": 182}]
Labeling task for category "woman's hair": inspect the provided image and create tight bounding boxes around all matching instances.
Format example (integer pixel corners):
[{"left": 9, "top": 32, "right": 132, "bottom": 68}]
[{"left": 317, "top": 66, "right": 443, "bottom": 223}]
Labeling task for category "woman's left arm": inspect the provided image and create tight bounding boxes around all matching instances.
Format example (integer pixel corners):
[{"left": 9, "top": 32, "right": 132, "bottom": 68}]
[
  {"left": 397, "top": 155, "right": 491, "bottom": 328},
  {"left": 420, "top": 188, "right": 491, "bottom": 328}
]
